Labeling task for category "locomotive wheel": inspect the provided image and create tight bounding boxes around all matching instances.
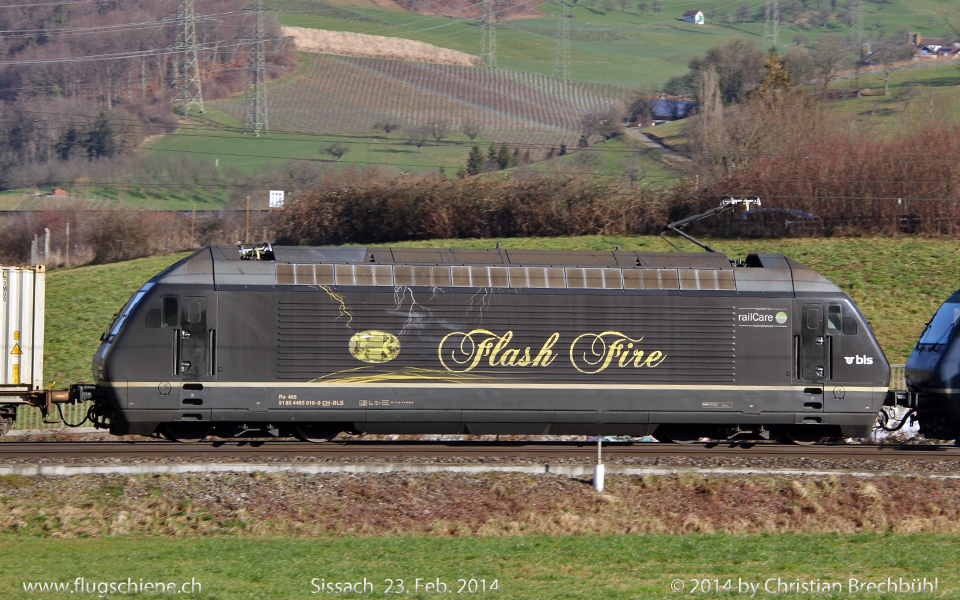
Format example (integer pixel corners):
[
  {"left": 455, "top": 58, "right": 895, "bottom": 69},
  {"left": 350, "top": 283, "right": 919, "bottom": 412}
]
[
  {"left": 162, "top": 422, "right": 212, "bottom": 443},
  {"left": 294, "top": 424, "right": 340, "bottom": 443},
  {"left": 779, "top": 426, "right": 827, "bottom": 445},
  {"left": 655, "top": 425, "right": 710, "bottom": 444},
  {"left": 1, "top": 417, "right": 12, "bottom": 437}
]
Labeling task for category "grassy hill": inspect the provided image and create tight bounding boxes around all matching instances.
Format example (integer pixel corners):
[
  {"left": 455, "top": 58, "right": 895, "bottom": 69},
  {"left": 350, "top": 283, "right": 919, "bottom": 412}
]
[{"left": 274, "top": 0, "right": 957, "bottom": 86}]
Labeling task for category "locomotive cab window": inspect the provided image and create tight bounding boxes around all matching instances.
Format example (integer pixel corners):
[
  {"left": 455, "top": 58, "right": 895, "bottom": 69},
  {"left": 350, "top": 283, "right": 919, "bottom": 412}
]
[
  {"left": 827, "top": 305, "right": 842, "bottom": 333},
  {"left": 161, "top": 296, "right": 179, "bottom": 328}
]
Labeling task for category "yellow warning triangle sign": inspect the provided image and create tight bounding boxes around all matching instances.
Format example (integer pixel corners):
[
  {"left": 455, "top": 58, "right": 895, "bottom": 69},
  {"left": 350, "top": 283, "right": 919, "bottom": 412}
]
[{"left": 10, "top": 344, "right": 22, "bottom": 355}]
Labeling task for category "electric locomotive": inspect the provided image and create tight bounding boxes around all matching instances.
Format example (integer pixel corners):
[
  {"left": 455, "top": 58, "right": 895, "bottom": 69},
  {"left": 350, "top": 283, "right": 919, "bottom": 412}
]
[
  {"left": 85, "top": 241, "right": 890, "bottom": 443},
  {"left": 904, "top": 291, "right": 960, "bottom": 439}
]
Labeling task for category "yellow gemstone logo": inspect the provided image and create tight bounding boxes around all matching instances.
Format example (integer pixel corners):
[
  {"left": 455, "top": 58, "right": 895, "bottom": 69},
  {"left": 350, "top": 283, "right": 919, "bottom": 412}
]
[{"left": 349, "top": 331, "right": 400, "bottom": 364}]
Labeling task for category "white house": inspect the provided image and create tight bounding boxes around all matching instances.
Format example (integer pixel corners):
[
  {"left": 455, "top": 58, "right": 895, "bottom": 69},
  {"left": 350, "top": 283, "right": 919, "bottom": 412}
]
[{"left": 683, "top": 10, "right": 705, "bottom": 24}]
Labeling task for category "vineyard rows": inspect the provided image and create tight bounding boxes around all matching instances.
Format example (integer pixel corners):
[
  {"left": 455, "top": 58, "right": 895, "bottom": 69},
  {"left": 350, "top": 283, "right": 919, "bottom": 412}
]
[{"left": 213, "top": 54, "right": 627, "bottom": 146}]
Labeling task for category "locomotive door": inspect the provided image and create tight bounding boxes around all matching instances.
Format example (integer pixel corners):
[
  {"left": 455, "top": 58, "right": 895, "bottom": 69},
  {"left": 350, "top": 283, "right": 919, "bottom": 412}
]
[
  {"left": 800, "top": 303, "right": 826, "bottom": 386},
  {"left": 178, "top": 296, "right": 210, "bottom": 380}
]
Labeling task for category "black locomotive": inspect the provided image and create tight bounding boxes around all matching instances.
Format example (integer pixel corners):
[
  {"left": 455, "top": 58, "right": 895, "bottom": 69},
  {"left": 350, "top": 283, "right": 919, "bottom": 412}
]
[
  {"left": 903, "top": 291, "right": 960, "bottom": 439},
  {"left": 84, "top": 241, "right": 890, "bottom": 443}
]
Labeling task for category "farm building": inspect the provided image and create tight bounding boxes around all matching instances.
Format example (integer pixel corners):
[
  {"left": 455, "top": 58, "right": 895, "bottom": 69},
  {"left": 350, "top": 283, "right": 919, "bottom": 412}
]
[{"left": 683, "top": 10, "right": 704, "bottom": 24}]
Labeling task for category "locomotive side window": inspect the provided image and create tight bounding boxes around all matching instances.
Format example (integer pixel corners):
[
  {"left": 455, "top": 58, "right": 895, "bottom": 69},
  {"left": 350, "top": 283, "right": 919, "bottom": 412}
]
[
  {"left": 639, "top": 269, "right": 660, "bottom": 289},
  {"left": 412, "top": 266, "right": 432, "bottom": 286},
  {"left": 508, "top": 268, "right": 528, "bottom": 288},
  {"left": 546, "top": 268, "right": 565, "bottom": 288},
  {"left": 842, "top": 317, "right": 858, "bottom": 336},
  {"left": 335, "top": 265, "right": 356, "bottom": 285},
  {"left": 717, "top": 270, "right": 736, "bottom": 290},
  {"left": 489, "top": 267, "right": 509, "bottom": 287},
  {"left": 374, "top": 265, "right": 393, "bottom": 286},
  {"left": 527, "top": 268, "right": 549, "bottom": 288},
  {"left": 603, "top": 269, "right": 622, "bottom": 289},
  {"left": 394, "top": 266, "right": 414, "bottom": 286},
  {"left": 161, "top": 297, "right": 179, "bottom": 328},
  {"left": 431, "top": 267, "right": 452, "bottom": 287},
  {"left": 276, "top": 264, "right": 295, "bottom": 285},
  {"left": 295, "top": 264, "right": 315, "bottom": 285},
  {"left": 696, "top": 270, "right": 719, "bottom": 291},
  {"left": 827, "top": 305, "right": 842, "bottom": 333},
  {"left": 186, "top": 301, "right": 202, "bottom": 324},
  {"left": 566, "top": 268, "right": 586, "bottom": 288},
  {"left": 658, "top": 269, "right": 679, "bottom": 290},
  {"left": 679, "top": 270, "right": 698, "bottom": 290},
  {"left": 452, "top": 266, "right": 471, "bottom": 287},
  {"left": 470, "top": 267, "right": 492, "bottom": 287},
  {"left": 583, "top": 268, "right": 604, "bottom": 288},
  {"left": 315, "top": 265, "right": 335, "bottom": 285},
  {"left": 353, "top": 265, "right": 375, "bottom": 286}
]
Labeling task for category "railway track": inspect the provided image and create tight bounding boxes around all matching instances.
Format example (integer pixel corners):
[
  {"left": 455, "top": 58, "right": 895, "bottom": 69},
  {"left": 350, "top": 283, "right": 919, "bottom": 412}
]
[{"left": 1, "top": 440, "right": 959, "bottom": 461}]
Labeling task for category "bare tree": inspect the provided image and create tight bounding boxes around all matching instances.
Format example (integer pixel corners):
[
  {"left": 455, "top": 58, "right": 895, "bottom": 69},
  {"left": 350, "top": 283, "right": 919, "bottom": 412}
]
[
  {"left": 373, "top": 121, "right": 401, "bottom": 139},
  {"left": 427, "top": 120, "right": 451, "bottom": 145},
  {"left": 871, "top": 41, "right": 916, "bottom": 95},
  {"left": 320, "top": 142, "right": 351, "bottom": 161},
  {"left": 407, "top": 127, "right": 431, "bottom": 152},
  {"left": 461, "top": 121, "right": 481, "bottom": 141},
  {"left": 812, "top": 35, "right": 850, "bottom": 93}
]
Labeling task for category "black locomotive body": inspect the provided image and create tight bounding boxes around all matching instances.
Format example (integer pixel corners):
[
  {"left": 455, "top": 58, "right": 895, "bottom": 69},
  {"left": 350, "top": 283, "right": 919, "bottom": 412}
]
[
  {"left": 904, "top": 291, "right": 960, "bottom": 439},
  {"left": 91, "top": 245, "right": 890, "bottom": 442}
]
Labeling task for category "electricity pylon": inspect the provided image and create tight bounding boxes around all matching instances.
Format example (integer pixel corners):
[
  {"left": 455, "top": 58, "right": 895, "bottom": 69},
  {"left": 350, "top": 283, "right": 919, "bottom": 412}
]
[
  {"left": 243, "top": 0, "right": 268, "bottom": 135},
  {"left": 173, "top": 0, "right": 204, "bottom": 114},
  {"left": 480, "top": 0, "right": 497, "bottom": 69},
  {"left": 762, "top": 0, "right": 780, "bottom": 46},
  {"left": 553, "top": 0, "right": 570, "bottom": 81}
]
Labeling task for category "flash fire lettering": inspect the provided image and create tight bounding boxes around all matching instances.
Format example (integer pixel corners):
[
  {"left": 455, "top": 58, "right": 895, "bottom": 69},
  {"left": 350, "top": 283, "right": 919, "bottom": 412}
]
[
  {"left": 438, "top": 329, "right": 666, "bottom": 374},
  {"left": 439, "top": 330, "right": 559, "bottom": 372},
  {"left": 569, "top": 331, "right": 665, "bottom": 374}
]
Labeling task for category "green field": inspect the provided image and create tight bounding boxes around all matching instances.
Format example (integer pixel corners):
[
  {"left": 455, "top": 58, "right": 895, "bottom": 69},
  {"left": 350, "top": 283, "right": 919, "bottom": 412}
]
[
  {"left": 41, "top": 235, "right": 957, "bottom": 387},
  {"left": 0, "top": 534, "right": 954, "bottom": 599},
  {"left": 274, "top": 0, "right": 956, "bottom": 86}
]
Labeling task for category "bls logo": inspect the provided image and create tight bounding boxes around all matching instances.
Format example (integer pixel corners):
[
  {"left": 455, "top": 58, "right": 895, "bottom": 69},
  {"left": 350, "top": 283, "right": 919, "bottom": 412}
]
[{"left": 844, "top": 355, "right": 874, "bottom": 365}]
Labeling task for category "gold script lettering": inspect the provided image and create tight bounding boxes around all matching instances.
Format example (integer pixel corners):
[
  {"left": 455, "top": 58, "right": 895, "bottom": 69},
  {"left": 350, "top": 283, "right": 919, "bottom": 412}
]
[
  {"left": 569, "top": 331, "right": 666, "bottom": 374},
  {"left": 439, "top": 330, "right": 560, "bottom": 373}
]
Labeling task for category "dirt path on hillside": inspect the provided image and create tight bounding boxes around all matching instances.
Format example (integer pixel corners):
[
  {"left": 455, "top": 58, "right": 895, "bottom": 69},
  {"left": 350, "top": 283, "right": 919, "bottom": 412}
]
[{"left": 625, "top": 129, "right": 691, "bottom": 163}]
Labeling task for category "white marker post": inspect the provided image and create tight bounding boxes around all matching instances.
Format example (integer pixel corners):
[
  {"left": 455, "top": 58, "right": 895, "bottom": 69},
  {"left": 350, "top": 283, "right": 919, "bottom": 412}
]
[{"left": 593, "top": 435, "right": 604, "bottom": 492}]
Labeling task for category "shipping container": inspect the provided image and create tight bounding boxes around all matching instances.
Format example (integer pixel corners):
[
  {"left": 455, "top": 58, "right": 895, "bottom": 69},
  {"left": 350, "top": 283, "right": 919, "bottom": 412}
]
[{"left": 0, "top": 266, "right": 45, "bottom": 435}]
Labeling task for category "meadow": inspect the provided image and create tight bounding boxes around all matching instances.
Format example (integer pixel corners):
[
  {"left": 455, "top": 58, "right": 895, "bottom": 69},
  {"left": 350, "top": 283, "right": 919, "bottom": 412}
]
[
  {"left": 273, "top": 0, "right": 955, "bottom": 86},
  {"left": 0, "top": 534, "right": 954, "bottom": 599}
]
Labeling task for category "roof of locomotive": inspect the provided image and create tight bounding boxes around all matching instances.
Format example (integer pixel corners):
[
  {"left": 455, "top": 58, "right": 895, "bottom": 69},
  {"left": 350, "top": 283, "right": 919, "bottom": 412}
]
[
  {"left": 217, "top": 245, "right": 738, "bottom": 269},
  {"left": 151, "top": 245, "right": 843, "bottom": 296}
]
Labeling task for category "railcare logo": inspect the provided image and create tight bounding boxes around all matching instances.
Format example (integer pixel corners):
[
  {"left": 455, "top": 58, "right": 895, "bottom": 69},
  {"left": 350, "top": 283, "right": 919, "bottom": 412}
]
[
  {"left": 437, "top": 330, "right": 665, "bottom": 374},
  {"left": 738, "top": 308, "right": 789, "bottom": 328}
]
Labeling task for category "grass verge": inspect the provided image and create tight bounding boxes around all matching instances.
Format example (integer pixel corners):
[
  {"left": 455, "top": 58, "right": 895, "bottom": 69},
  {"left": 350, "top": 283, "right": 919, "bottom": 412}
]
[{"left": 0, "top": 534, "right": 954, "bottom": 599}]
